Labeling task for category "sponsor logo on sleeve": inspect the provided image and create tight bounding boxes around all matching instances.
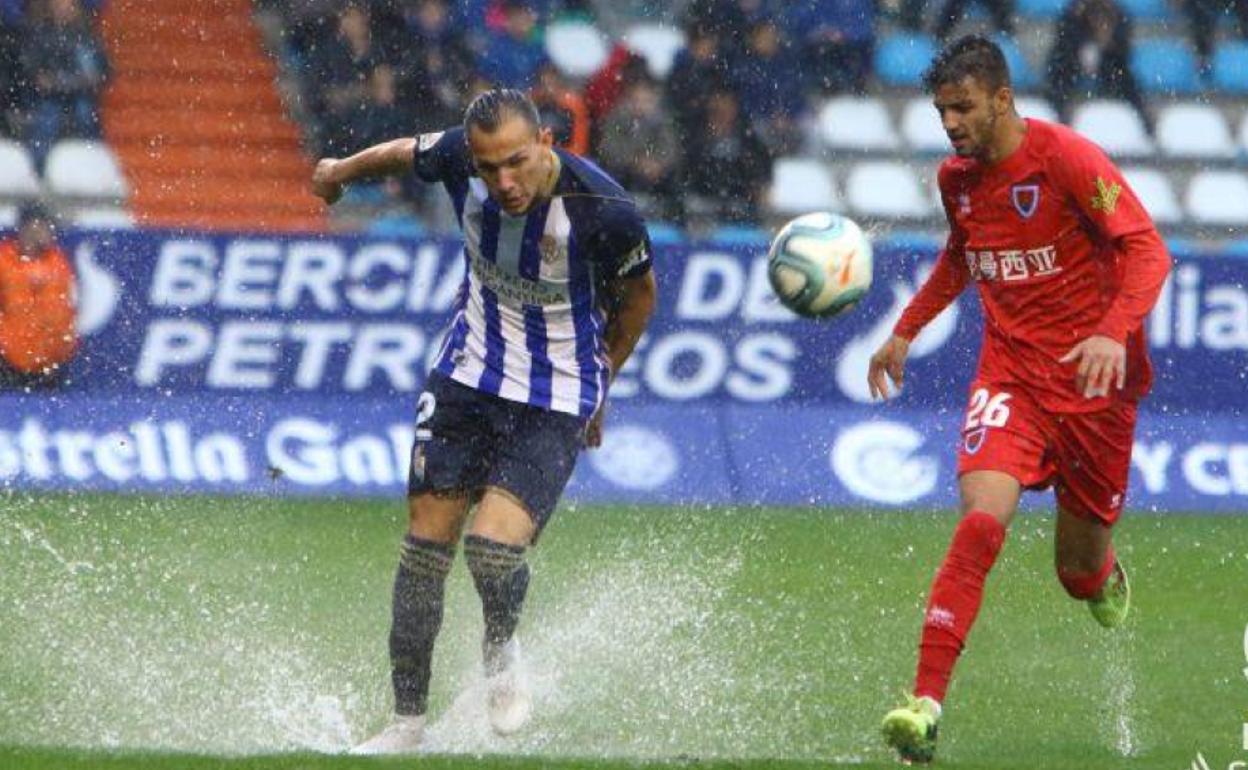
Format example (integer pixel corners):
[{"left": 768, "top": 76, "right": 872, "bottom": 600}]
[
  {"left": 417, "top": 131, "right": 445, "bottom": 153},
  {"left": 1090, "top": 176, "right": 1122, "bottom": 215}
]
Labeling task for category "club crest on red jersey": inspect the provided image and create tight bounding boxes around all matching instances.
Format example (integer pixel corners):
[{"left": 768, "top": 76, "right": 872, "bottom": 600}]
[
  {"left": 1010, "top": 184, "right": 1040, "bottom": 219},
  {"left": 964, "top": 427, "right": 988, "bottom": 455}
]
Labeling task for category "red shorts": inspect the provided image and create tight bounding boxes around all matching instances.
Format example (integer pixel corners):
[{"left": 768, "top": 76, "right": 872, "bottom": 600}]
[{"left": 956, "top": 381, "right": 1138, "bottom": 525}]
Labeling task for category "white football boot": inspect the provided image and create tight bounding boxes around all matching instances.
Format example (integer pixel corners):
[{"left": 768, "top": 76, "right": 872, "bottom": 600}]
[
  {"left": 348, "top": 714, "right": 425, "bottom": 754},
  {"left": 484, "top": 637, "right": 532, "bottom": 735}
]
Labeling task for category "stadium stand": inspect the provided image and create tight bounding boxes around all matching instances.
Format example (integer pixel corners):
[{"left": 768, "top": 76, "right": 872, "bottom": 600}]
[{"left": 98, "top": 0, "right": 323, "bottom": 231}]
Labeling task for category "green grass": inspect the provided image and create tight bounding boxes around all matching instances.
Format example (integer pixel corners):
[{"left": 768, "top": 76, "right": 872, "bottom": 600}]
[{"left": 2, "top": 493, "right": 1246, "bottom": 769}]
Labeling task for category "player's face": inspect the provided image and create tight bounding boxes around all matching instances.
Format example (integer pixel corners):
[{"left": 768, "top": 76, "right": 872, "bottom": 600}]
[
  {"left": 468, "top": 116, "right": 555, "bottom": 216},
  {"left": 933, "top": 76, "right": 1010, "bottom": 159}
]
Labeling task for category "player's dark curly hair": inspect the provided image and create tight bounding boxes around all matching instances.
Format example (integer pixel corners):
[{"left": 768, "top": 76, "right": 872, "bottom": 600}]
[
  {"left": 463, "top": 88, "right": 541, "bottom": 134},
  {"left": 922, "top": 34, "right": 1012, "bottom": 94}
]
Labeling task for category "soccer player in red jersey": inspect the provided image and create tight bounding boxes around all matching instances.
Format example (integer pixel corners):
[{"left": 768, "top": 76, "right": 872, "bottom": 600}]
[{"left": 868, "top": 36, "right": 1172, "bottom": 763}]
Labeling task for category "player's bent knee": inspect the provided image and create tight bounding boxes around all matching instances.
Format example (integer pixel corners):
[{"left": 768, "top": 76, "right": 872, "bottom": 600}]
[{"left": 407, "top": 492, "right": 470, "bottom": 544}]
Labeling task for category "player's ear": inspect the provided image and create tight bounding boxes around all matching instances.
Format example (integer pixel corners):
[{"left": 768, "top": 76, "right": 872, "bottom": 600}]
[
  {"left": 994, "top": 85, "right": 1014, "bottom": 116},
  {"left": 536, "top": 126, "right": 554, "bottom": 148}
]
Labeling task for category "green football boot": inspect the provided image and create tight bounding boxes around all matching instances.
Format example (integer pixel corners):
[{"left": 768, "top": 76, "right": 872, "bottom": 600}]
[
  {"left": 1089, "top": 559, "right": 1131, "bottom": 629},
  {"left": 881, "top": 693, "right": 941, "bottom": 764}
]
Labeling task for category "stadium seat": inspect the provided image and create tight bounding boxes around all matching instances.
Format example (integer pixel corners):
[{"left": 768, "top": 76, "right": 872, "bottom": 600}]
[
  {"left": 1213, "top": 41, "right": 1248, "bottom": 94},
  {"left": 1017, "top": 0, "right": 1069, "bottom": 19},
  {"left": 0, "top": 140, "right": 43, "bottom": 201},
  {"left": 817, "top": 97, "right": 901, "bottom": 153},
  {"left": 44, "top": 140, "right": 128, "bottom": 200},
  {"left": 1117, "top": 0, "right": 1173, "bottom": 19},
  {"left": 72, "top": 207, "right": 136, "bottom": 230},
  {"left": 875, "top": 31, "right": 938, "bottom": 88},
  {"left": 1130, "top": 38, "right": 1200, "bottom": 94},
  {"left": 623, "top": 23, "right": 685, "bottom": 79},
  {"left": 1185, "top": 171, "right": 1248, "bottom": 226},
  {"left": 845, "top": 161, "right": 932, "bottom": 220},
  {"left": 0, "top": 204, "right": 15, "bottom": 228},
  {"left": 992, "top": 35, "right": 1039, "bottom": 91},
  {"left": 1155, "top": 104, "right": 1236, "bottom": 159},
  {"left": 1071, "top": 100, "right": 1155, "bottom": 157},
  {"left": 768, "top": 157, "right": 840, "bottom": 215},
  {"left": 901, "top": 97, "right": 949, "bottom": 155},
  {"left": 1121, "top": 167, "right": 1182, "bottom": 224},
  {"left": 1014, "top": 96, "right": 1059, "bottom": 124},
  {"left": 544, "top": 20, "right": 609, "bottom": 79}
]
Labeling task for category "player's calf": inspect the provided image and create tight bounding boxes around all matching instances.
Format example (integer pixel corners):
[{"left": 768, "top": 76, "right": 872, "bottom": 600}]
[
  {"left": 465, "top": 534, "right": 534, "bottom": 734},
  {"left": 390, "top": 535, "right": 456, "bottom": 717}
]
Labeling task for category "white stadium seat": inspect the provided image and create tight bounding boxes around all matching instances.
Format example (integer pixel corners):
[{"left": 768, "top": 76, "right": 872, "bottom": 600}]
[
  {"left": 72, "top": 207, "right": 136, "bottom": 230},
  {"left": 1155, "top": 104, "right": 1236, "bottom": 159},
  {"left": 1121, "top": 167, "right": 1182, "bottom": 224},
  {"left": 623, "top": 23, "right": 685, "bottom": 79},
  {"left": 901, "top": 97, "right": 948, "bottom": 154},
  {"left": 1014, "top": 96, "right": 1059, "bottom": 124},
  {"left": 544, "top": 20, "right": 609, "bottom": 79},
  {"left": 1072, "top": 100, "right": 1155, "bottom": 157},
  {"left": 1186, "top": 171, "right": 1248, "bottom": 226},
  {"left": 45, "top": 140, "right": 128, "bottom": 200},
  {"left": 846, "top": 161, "right": 932, "bottom": 219},
  {"left": 0, "top": 139, "right": 43, "bottom": 200},
  {"left": 817, "top": 97, "right": 900, "bottom": 152},
  {"left": 0, "top": 204, "right": 16, "bottom": 227},
  {"left": 768, "top": 157, "right": 839, "bottom": 215}
]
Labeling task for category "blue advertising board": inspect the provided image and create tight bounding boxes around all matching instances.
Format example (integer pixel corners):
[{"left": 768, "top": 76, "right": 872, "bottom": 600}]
[{"left": 2, "top": 229, "right": 1244, "bottom": 511}]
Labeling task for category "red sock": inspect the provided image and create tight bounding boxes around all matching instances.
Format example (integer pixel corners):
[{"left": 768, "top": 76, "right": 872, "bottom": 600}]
[{"left": 914, "top": 511, "right": 1006, "bottom": 704}]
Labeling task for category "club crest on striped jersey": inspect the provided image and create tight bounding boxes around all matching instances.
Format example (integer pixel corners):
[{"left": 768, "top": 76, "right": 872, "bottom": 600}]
[
  {"left": 540, "top": 234, "right": 563, "bottom": 265},
  {"left": 1011, "top": 184, "right": 1040, "bottom": 219}
]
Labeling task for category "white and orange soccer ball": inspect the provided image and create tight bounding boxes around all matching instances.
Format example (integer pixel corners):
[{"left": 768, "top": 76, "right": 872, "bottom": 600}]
[{"left": 766, "top": 212, "right": 874, "bottom": 319}]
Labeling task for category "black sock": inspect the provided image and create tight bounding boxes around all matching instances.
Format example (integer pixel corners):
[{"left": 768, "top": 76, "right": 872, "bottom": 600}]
[
  {"left": 389, "top": 534, "right": 455, "bottom": 716},
  {"left": 464, "top": 534, "right": 529, "bottom": 671}
]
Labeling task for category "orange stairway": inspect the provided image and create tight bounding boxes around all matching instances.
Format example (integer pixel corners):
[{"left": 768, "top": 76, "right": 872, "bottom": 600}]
[{"left": 99, "top": 0, "right": 326, "bottom": 232}]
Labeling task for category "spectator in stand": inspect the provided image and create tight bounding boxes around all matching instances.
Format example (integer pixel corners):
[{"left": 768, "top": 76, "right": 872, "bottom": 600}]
[
  {"left": 683, "top": 88, "right": 771, "bottom": 223},
  {"left": 20, "top": 0, "right": 108, "bottom": 170},
  {"left": 596, "top": 75, "right": 681, "bottom": 218},
  {"left": 781, "top": 0, "right": 875, "bottom": 94},
  {"left": 349, "top": 64, "right": 409, "bottom": 150},
  {"left": 530, "top": 62, "right": 590, "bottom": 155},
  {"left": 389, "top": 0, "right": 476, "bottom": 131},
  {"left": 1046, "top": 0, "right": 1153, "bottom": 134},
  {"left": 1182, "top": 0, "right": 1248, "bottom": 75},
  {"left": 308, "top": 3, "right": 379, "bottom": 154},
  {"left": 478, "top": 0, "right": 547, "bottom": 90},
  {"left": 666, "top": 22, "right": 732, "bottom": 155},
  {"left": 0, "top": 8, "right": 25, "bottom": 138},
  {"left": 0, "top": 202, "right": 77, "bottom": 389},
  {"left": 583, "top": 44, "right": 648, "bottom": 127},
  {"left": 732, "top": 18, "right": 806, "bottom": 155},
  {"left": 932, "top": 0, "right": 1015, "bottom": 40}
]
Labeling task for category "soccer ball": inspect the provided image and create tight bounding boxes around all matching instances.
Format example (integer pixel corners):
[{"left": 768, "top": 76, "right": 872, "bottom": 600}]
[{"left": 766, "top": 212, "right": 873, "bottom": 319}]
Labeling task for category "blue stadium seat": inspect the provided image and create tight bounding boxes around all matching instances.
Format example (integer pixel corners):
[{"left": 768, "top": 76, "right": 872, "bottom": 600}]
[
  {"left": 992, "top": 35, "right": 1038, "bottom": 91},
  {"left": 1118, "top": 0, "right": 1172, "bottom": 20},
  {"left": 875, "top": 32, "right": 938, "bottom": 88},
  {"left": 1213, "top": 41, "right": 1248, "bottom": 94},
  {"left": 1130, "top": 38, "right": 1200, "bottom": 94},
  {"left": 1016, "top": 0, "right": 1069, "bottom": 19}
]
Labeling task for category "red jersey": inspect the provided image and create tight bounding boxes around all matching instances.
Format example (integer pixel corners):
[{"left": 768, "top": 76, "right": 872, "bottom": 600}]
[{"left": 895, "top": 118, "right": 1172, "bottom": 413}]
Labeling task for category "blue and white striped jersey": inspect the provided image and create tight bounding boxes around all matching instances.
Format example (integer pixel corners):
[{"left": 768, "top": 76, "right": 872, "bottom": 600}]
[{"left": 413, "top": 127, "right": 653, "bottom": 418}]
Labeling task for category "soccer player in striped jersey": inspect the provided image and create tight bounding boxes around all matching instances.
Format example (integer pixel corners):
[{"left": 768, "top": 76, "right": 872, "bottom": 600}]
[{"left": 311, "top": 89, "right": 657, "bottom": 753}]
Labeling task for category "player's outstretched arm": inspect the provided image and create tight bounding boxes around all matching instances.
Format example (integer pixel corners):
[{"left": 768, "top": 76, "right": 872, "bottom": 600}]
[
  {"left": 585, "top": 270, "right": 657, "bottom": 448},
  {"left": 867, "top": 335, "right": 910, "bottom": 400},
  {"left": 311, "top": 137, "right": 417, "bottom": 205}
]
